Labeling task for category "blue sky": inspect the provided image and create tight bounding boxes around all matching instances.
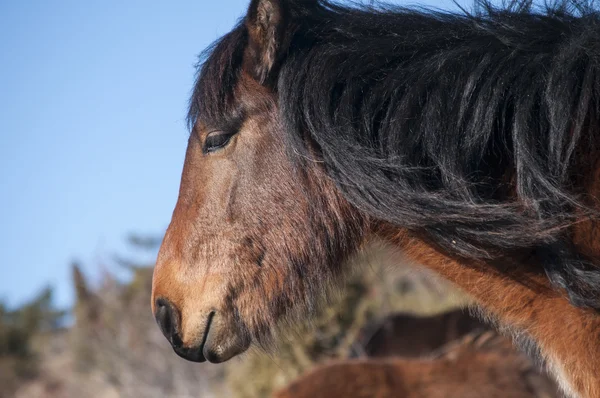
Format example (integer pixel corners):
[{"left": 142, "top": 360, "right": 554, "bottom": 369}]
[{"left": 0, "top": 0, "right": 466, "bottom": 310}]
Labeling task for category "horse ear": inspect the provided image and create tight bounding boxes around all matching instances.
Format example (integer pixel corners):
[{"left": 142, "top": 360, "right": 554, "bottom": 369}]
[
  {"left": 245, "top": 0, "right": 287, "bottom": 83},
  {"left": 246, "top": 0, "right": 319, "bottom": 83}
]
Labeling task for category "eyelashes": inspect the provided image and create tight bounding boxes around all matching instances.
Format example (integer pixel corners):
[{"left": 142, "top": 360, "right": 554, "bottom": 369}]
[{"left": 203, "top": 130, "right": 236, "bottom": 154}]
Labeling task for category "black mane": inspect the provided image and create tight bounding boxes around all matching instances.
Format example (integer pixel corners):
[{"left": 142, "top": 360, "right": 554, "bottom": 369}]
[{"left": 189, "top": 0, "right": 600, "bottom": 309}]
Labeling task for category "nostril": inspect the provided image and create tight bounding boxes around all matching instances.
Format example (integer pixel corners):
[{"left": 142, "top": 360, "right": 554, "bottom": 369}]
[
  {"left": 155, "top": 301, "right": 172, "bottom": 335},
  {"left": 154, "top": 298, "right": 181, "bottom": 346}
]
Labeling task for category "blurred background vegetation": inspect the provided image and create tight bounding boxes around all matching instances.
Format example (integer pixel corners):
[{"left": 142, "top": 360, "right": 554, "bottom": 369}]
[{"left": 0, "top": 237, "right": 470, "bottom": 398}]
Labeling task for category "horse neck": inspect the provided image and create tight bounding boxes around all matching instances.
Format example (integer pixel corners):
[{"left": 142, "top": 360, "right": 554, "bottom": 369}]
[{"left": 383, "top": 229, "right": 600, "bottom": 398}]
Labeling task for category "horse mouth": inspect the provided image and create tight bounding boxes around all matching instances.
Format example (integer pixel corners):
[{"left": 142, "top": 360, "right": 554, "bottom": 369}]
[{"left": 172, "top": 311, "right": 215, "bottom": 363}]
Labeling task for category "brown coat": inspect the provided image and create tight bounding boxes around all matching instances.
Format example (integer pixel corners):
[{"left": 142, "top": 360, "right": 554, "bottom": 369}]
[{"left": 274, "top": 332, "right": 561, "bottom": 398}]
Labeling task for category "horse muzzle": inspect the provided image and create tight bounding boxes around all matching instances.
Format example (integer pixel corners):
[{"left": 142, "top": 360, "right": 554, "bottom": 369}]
[{"left": 153, "top": 297, "right": 250, "bottom": 363}]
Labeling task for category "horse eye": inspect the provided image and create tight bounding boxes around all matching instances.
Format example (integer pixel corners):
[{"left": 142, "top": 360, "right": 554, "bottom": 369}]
[{"left": 203, "top": 131, "right": 235, "bottom": 154}]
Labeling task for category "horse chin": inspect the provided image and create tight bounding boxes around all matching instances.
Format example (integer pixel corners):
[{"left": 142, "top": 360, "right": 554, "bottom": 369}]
[{"left": 202, "top": 322, "right": 251, "bottom": 363}]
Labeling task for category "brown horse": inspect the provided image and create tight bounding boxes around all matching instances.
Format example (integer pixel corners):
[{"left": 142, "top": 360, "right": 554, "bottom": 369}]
[
  {"left": 358, "top": 310, "right": 488, "bottom": 358},
  {"left": 274, "top": 332, "right": 560, "bottom": 398},
  {"left": 151, "top": 1, "right": 600, "bottom": 397}
]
